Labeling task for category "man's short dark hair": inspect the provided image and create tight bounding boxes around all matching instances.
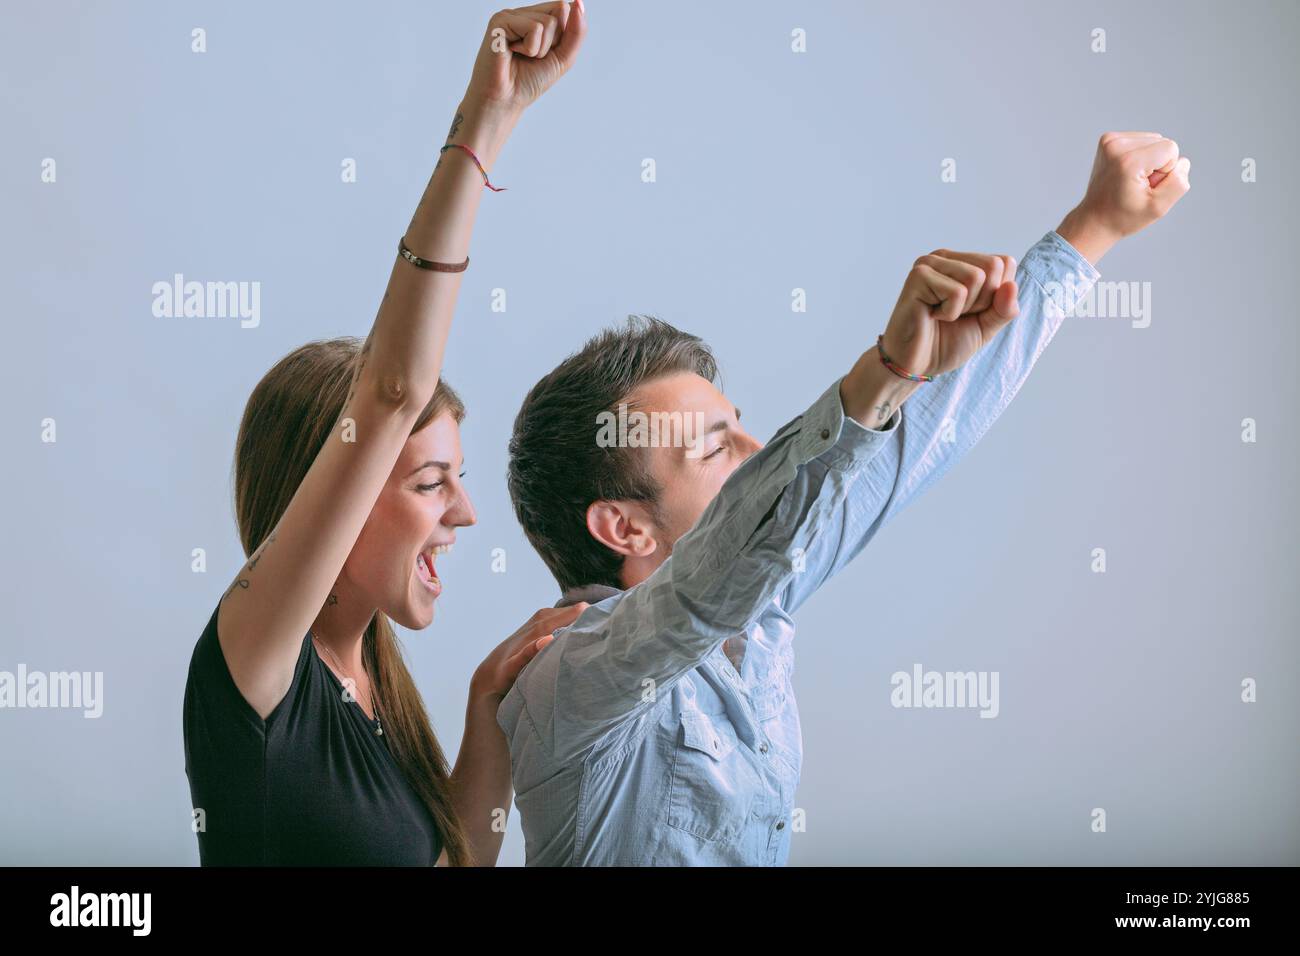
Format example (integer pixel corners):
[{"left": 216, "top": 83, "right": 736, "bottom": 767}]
[{"left": 507, "top": 315, "right": 718, "bottom": 593}]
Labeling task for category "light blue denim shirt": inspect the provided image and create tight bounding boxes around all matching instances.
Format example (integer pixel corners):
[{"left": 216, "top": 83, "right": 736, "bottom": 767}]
[{"left": 498, "top": 232, "right": 1099, "bottom": 865}]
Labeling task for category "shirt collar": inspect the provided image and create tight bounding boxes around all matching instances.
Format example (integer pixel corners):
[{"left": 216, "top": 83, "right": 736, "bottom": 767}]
[{"left": 555, "top": 584, "right": 622, "bottom": 609}]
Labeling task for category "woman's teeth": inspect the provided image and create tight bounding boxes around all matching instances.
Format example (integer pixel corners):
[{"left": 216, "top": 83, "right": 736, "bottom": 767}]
[{"left": 416, "top": 545, "right": 452, "bottom": 592}]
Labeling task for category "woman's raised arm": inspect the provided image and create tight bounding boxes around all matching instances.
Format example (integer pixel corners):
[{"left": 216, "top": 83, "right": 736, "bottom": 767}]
[{"left": 217, "top": 2, "right": 586, "bottom": 719}]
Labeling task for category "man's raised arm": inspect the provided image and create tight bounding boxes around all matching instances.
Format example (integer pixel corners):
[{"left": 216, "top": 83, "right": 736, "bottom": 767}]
[{"left": 779, "top": 132, "right": 1191, "bottom": 613}]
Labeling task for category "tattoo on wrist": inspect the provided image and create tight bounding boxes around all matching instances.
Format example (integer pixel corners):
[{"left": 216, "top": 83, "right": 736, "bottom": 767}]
[
  {"left": 872, "top": 382, "right": 912, "bottom": 426},
  {"left": 432, "top": 111, "right": 466, "bottom": 176}
]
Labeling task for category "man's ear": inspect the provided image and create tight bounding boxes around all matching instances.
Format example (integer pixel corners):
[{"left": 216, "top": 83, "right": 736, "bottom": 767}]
[{"left": 586, "top": 500, "right": 659, "bottom": 559}]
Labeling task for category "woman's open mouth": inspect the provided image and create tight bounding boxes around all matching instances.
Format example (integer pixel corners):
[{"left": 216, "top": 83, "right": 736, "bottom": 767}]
[{"left": 415, "top": 543, "right": 452, "bottom": 595}]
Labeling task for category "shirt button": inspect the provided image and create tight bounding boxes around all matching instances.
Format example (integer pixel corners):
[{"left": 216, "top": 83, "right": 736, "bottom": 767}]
[
  {"left": 775, "top": 820, "right": 785, "bottom": 831},
  {"left": 820, "top": 428, "right": 830, "bottom": 440},
  {"left": 712, "top": 738, "right": 720, "bottom": 751},
  {"left": 759, "top": 743, "right": 769, "bottom": 754}
]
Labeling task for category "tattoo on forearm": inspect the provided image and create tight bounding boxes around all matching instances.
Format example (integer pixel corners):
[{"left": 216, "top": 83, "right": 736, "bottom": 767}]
[
  {"left": 417, "top": 111, "right": 467, "bottom": 227},
  {"left": 327, "top": 593, "right": 339, "bottom": 607}
]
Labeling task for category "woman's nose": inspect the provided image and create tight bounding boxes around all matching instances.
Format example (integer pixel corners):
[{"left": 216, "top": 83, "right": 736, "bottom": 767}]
[{"left": 447, "top": 488, "right": 477, "bottom": 528}]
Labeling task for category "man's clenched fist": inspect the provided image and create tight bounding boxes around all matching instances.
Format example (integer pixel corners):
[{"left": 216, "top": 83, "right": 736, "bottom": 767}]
[
  {"left": 840, "top": 249, "right": 1020, "bottom": 428},
  {"left": 880, "top": 250, "right": 1021, "bottom": 381},
  {"left": 1057, "top": 131, "right": 1191, "bottom": 264}
]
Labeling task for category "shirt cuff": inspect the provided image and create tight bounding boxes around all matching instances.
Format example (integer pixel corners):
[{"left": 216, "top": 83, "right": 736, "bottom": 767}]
[
  {"left": 797, "top": 376, "right": 899, "bottom": 469},
  {"left": 1022, "top": 231, "right": 1102, "bottom": 317}
]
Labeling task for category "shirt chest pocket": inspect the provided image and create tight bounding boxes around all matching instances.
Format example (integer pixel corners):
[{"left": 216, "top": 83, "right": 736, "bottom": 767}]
[
  {"left": 666, "top": 711, "right": 754, "bottom": 843},
  {"left": 750, "top": 679, "right": 787, "bottom": 721}
]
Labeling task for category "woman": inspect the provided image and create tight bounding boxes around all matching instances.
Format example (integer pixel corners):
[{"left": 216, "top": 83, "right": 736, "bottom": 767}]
[{"left": 182, "top": 1, "right": 587, "bottom": 866}]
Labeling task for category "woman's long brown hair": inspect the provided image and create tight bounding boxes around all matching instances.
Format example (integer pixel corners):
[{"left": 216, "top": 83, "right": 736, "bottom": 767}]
[{"left": 232, "top": 336, "right": 470, "bottom": 866}]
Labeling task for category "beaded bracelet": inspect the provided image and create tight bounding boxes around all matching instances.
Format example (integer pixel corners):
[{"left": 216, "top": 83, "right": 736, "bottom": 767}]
[
  {"left": 876, "top": 334, "right": 934, "bottom": 383},
  {"left": 440, "top": 142, "right": 507, "bottom": 192}
]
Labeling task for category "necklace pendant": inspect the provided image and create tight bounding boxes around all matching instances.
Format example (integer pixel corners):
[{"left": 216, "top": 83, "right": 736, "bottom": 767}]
[{"left": 375, "top": 723, "right": 383, "bottom": 737}]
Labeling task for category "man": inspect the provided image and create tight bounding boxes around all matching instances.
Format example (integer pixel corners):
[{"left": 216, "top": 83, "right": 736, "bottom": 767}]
[{"left": 499, "top": 133, "right": 1191, "bottom": 865}]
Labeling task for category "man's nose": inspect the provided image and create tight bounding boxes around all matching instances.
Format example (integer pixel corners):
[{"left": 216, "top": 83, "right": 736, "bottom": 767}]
[{"left": 731, "top": 435, "right": 761, "bottom": 466}]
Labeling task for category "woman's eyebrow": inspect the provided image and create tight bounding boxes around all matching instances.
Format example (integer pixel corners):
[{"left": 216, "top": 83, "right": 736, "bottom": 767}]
[{"left": 405, "top": 460, "right": 452, "bottom": 478}]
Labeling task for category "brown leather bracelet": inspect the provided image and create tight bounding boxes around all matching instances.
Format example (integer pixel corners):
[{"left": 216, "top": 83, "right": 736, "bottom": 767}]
[{"left": 398, "top": 236, "right": 468, "bottom": 272}]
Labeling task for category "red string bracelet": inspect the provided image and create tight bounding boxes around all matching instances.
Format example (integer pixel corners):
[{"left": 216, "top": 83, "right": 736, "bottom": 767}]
[
  {"left": 439, "top": 143, "right": 507, "bottom": 192},
  {"left": 876, "top": 334, "right": 934, "bottom": 383}
]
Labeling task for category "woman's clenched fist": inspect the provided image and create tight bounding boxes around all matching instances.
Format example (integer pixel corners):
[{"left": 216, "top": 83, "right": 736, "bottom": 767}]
[{"left": 464, "top": 2, "right": 588, "bottom": 117}]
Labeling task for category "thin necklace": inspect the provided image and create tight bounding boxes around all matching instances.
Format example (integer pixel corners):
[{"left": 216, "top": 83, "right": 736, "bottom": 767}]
[{"left": 311, "top": 632, "right": 384, "bottom": 737}]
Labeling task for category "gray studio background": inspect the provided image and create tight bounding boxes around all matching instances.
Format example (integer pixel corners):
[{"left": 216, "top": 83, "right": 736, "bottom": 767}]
[{"left": 2, "top": 0, "right": 1296, "bottom": 865}]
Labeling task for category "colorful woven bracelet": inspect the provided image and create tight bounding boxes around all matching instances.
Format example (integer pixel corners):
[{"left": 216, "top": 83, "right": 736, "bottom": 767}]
[
  {"left": 876, "top": 334, "right": 934, "bottom": 383},
  {"left": 439, "top": 143, "right": 507, "bottom": 192}
]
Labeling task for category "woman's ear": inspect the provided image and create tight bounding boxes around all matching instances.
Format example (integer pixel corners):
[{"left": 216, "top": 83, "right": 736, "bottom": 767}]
[{"left": 585, "top": 500, "right": 658, "bottom": 559}]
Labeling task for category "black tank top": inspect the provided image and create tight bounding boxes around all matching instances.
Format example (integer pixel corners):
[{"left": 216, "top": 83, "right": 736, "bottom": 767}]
[{"left": 182, "top": 602, "right": 443, "bottom": 865}]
